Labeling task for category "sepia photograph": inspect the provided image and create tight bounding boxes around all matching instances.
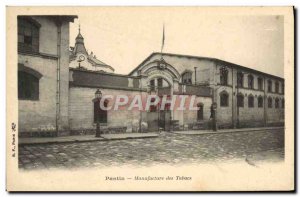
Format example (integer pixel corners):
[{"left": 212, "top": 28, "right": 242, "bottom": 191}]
[{"left": 6, "top": 6, "right": 294, "bottom": 191}]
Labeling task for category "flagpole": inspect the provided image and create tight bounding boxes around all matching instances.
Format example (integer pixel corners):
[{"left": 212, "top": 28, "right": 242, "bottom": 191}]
[{"left": 161, "top": 23, "right": 165, "bottom": 60}]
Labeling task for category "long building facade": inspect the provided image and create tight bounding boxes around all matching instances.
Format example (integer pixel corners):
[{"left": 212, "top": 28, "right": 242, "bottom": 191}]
[
  {"left": 17, "top": 15, "right": 77, "bottom": 137},
  {"left": 18, "top": 20, "right": 284, "bottom": 137}
]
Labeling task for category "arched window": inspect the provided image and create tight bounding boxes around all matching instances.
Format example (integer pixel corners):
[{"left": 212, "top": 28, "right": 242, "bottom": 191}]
[
  {"left": 157, "top": 78, "right": 163, "bottom": 87},
  {"left": 258, "top": 96, "right": 263, "bottom": 108},
  {"left": 197, "top": 103, "right": 204, "bottom": 120},
  {"left": 237, "top": 72, "right": 244, "bottom": 87},
  {"left": 150, "top": 79, "right": 155, "bottom": 91},
  {"left": 275, "top": 98, "right": 280, "bottom": 108},
  {"left": 18, "top": 16, "right": 40, "bottom": 53},
  {"left": 237, "top": 93, "right": 244, "bottom": 107},
  {"left": 220, "top": 91, "right": 229, "bottom": 107},
  {"left": 94, "top": 99, "right": 108, "bottom": 123},
  {"left": 18, "top": 64, "right": 43, "bottom": 101},
  {"left": 220, "top": 66, "right": 228, "bottom": 85},
  {"left": 182, "top": 72, "right": 192, "bottom": 84},
  {"left": 268, "top": 97, "right": 273, "bottom": 108},
  {"left": 248, "top": 75, "right": 254, "bottom": 89},
  {"left": 248, "top": 94, "right": 254, "bottom": 108}
]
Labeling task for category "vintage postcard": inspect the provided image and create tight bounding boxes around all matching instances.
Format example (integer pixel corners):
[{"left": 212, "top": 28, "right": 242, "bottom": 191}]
[{"left": 6, "top": 6, "right": 294, "bottom": 191}]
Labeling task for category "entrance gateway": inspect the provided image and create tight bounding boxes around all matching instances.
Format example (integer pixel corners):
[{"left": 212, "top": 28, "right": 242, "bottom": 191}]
[
  {"left": 139, "top": 58, "right": 181, "bottom": 132},
  {"left": 146, "top": 75, "right": 173, "bottom": 131}
]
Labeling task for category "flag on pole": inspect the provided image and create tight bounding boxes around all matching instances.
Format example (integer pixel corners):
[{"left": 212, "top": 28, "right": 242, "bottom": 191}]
[{"left": 161, "top": 24, "right": 165, "bottom": 53}]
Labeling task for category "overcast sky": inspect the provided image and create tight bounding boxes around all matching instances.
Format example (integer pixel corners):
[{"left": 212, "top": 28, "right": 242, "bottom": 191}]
[{"left": 69, "top": 8, "right": 284, "bottom": 77}]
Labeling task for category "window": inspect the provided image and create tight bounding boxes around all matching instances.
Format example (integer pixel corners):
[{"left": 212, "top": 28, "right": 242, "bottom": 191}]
[
  {"left": 197, "top": 103, "right": 204, "bottom": 121},
  {"left": 257, "top": 77, "right": 263, "bottom": 90},
  {"left": 157, "top": 78, "right": 163, "bottom": 88},
  {"left": 18, "top": 71, "right": 40, "bottom": 100},
  {"left": 182, "top": 72, "right": 192, "bottom": 84},
  {"left": 268, "top": 97, "right": 273, "bottom": 108},
  {"left": 275, "top": 98, "right": 279, "bottom": 108},
  {"left": 248, "top": 75, "right": 254, "bottom": 89},
  {"left": 220, "top": 66, "right": 228, "bottom": 85},
  {"left": 258, "top": 96, "right": 263, "bottom": 108},
  {"left": 150, "top": 79, "right": 155, "bottom": 91},
  {"left": 237, "top": 93, "right": 244, "bottom": 107},
  {"left": 268, "top": 80, "right": 272, "bottom": 92},
  {"left": 248, "top": 95, "right": 254, "bottom": 108},
  {"left": 220, "top": 91, "right": 229, "bottom": 107},
  {"left": 282, "top": 99, "right": 285, "bottom": 108},
  {"left": 94, "top": 99, "right": 108, "bottom": 123},
  {"left": 237, "top": 72, "right": 244, "bottom": 88},
  {"left": 282, "top": 83, "right": 284, "bottom": 94},
  {"left": 275, "top": 81, "right": 279, "bottom": 93},
  {"left": 18, "top": 17, "right": 40, "bottom": 53}
]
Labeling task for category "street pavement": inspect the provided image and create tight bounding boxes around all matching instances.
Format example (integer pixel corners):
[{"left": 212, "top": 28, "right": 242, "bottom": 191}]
[{"left": 18, "top": 129, "right": 284, "bottom": 170}]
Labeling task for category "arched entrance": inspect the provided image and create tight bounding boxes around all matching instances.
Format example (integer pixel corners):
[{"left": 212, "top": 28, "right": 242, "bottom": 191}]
[
  {"left": 138, "top": 58, "right": 181, "bottom": 132},
  {"left": 147, "top": 76, "right": 172, "bottom": 131}
]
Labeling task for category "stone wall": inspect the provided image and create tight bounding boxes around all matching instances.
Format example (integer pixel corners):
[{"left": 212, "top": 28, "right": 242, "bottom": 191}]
[
  {"left": 18, "top": 55, "right": 57, "bottom": 133},
  {"left": 215, "top": 63, "right": 284, "bottom": 128},
  {"left": 131, "top": 53, "right": 285, "bottom": 129},
  {"left": 69, "top": 87, "right": 146, "bottom": 132},
  {"left": 18, "top": 17, "right": 72, "bottom": 136}
]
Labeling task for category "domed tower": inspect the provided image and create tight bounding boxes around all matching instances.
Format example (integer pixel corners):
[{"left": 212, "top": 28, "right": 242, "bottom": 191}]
[
  {"left": 73, "top": 25, "right": 88, "bottom": 56},
  {"left": 69, "top": 25, "right": 115, "bottom": 73}
]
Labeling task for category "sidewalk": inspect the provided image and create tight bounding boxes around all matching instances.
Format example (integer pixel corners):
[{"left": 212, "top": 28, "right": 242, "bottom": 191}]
[
  {"left": 173, "top": 126, "right": 284, "bottom": 135},
  {"left": 19, "top": 127, "right": 284, "bottom": 145},
  {"left": 19, "top": 132, "right": 159, "bottom": 145}
]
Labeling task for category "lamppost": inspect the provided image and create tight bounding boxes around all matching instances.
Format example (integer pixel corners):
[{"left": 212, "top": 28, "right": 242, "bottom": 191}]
[{"left": 95, "top": 89, "right": 102, "bottom": 137}]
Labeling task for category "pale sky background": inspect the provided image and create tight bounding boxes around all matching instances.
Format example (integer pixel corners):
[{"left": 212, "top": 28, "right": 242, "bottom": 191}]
[{"left": 69, "top": 8, "right": 284, "bottom": 77}]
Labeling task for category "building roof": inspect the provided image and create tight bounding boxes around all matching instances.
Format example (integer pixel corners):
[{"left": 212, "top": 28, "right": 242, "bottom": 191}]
[
  {"left": 34, "top": 15, "right": 78, "bottom": 23},
  {"left": 70, "top": 28, "right": 114, "bottom": 72},
  {"left": 72, "top": 27, "right": 88, "bottom": 55},
  {"left": 129, "top": 52, "right": 284, "bottom": 81},
  {"left": 69, "top": 68, "right": 141, "bottom": 91}
]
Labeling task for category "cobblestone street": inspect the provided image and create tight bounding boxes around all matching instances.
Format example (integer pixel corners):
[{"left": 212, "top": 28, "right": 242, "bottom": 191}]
[{"left": 18, "top": 129, "right": 284, "bottom": 170}]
